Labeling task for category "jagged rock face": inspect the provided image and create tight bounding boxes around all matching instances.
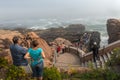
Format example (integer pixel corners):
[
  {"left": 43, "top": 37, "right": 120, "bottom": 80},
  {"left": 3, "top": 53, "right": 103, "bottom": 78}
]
[
  {"left": 39, "top": 24, "right": 85, "bottom": 42},
  {"left": 107, "top": 19, "right": 120, "bottom": 43},
  {"left": 0, "top": 30, "right": 22, "bottom": 49},
  {"left": 26, "top": 32, "right": 53, "bottom": 59}
]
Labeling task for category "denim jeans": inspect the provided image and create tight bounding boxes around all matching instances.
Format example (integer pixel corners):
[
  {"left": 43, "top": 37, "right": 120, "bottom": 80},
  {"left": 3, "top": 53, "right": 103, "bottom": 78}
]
[{"left": 31, "top": 61, "right": 44, "bottom": 77}]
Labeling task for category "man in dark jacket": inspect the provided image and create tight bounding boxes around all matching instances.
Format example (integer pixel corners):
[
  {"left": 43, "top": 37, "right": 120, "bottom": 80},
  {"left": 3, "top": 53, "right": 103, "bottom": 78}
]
[
  {"left": 10, "top": 36, "right": 28, "bottom": 66},
  {"left": 92, "top": 42, "right": 99, "bottom": 63}
]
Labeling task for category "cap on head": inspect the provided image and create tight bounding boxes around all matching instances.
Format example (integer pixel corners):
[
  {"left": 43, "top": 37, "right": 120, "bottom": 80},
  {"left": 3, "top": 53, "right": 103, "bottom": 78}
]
[{"left": 93, "top": 42, "right": 97, "bottom": 45}]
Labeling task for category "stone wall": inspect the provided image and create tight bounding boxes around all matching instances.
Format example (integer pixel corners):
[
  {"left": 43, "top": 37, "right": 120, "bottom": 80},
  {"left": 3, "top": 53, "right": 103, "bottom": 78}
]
[{"left": 65, "top": 46, "right": 85, "bottom": 63}]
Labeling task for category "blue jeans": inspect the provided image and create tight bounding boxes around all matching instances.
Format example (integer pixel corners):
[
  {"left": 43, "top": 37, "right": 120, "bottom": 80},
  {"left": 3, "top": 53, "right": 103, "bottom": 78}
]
[{"left": 31, "top": 61, "right": 44, "bottom": 77}]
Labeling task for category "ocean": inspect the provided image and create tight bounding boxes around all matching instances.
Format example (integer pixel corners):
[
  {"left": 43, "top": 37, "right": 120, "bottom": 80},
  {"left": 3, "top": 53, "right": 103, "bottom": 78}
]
[{"left": 0, "top": 18, "right": 108, "bottom": 47}]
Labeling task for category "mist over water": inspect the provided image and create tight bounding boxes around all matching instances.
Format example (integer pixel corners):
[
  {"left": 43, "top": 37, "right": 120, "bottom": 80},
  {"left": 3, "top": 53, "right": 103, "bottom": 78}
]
[{"left": 0, "top": 0, "right": 120, "bottom": 46}]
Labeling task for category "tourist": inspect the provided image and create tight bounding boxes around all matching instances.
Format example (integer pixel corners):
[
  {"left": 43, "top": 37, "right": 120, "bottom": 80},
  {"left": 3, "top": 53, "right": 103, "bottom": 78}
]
[
  {"left": 10, "top": 36, "right": 30, "bottom": 72},
  {"left": 61, "top": 43, "right": 65, "bottom": 54},
  {"left": 24, "top": 40, "right": 45, "bottom": 80},
  {"left": 91, "top": 42, "right": 99, "bottom": 63},
  {"left": 57, "top": 44, "right": 61, "bottom": 54}
]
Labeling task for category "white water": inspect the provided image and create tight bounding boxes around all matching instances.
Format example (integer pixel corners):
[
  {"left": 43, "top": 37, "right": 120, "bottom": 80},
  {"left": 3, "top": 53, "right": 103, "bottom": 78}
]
[{"left": 0, "top": 18, "right": 109, "bottom": 46}]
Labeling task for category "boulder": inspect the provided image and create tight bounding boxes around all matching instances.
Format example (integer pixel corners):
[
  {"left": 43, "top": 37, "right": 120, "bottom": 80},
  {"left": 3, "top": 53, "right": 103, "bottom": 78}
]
[
  {"left": 53, "top": 37, "right": 72, "bottom": 46},
  {"left": 107, "top": 19, "right": 120, "bottom": 43}
]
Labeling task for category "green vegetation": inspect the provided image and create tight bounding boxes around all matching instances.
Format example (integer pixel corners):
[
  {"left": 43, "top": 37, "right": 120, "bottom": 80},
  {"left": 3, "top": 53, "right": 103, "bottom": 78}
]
[
  {"left": 0, "top": 48, "right": 2, "bottom": 51},
  {"left": 6, "top": 65, "right": 28, "bottom": 80},
  {"left": 43, "top": 67, "right": 61, "bottom": 80},
  {"left": 0, "top": 58, "right": 33, "bottom": 80},
  {"left": 77, "top": 69, "right": 120, "bottom": 80},
  {"left": 0, "top": 57, "right": 8, "bottom": 69},
  {"left": 106, "top": 47, "right": 120, "bottom": 74},
  {"left": 106, "top": 47, "right": 120, "bottom": 66},
  {"left": 60, "top": 69, "right": 120, "bottom": 80}
]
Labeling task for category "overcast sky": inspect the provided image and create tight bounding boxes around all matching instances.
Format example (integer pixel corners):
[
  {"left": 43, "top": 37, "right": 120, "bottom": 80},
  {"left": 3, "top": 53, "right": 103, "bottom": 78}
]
[{"left": 0, "top": 0, "right": 120, "bottom": 20}]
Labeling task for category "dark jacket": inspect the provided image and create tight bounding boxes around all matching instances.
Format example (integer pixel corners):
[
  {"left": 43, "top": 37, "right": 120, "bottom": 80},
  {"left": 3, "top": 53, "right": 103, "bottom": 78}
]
[
  {"left": 10, "top": 44, "right": 28, "bottom": 66},
  {"left": 92, "top": 45, "right": 99, "bottom": 54}
]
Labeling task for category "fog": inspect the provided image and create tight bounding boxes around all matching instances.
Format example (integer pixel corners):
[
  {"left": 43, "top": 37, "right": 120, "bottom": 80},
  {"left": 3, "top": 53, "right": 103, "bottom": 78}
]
[{"left": 0, "top": 0, "right": 120, "bottom": 20}]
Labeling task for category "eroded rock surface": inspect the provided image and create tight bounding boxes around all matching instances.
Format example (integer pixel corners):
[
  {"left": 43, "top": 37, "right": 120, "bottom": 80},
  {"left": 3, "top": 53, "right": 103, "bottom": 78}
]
[{"left": 107, "top": 19, "right": 120, "bottom": 43}]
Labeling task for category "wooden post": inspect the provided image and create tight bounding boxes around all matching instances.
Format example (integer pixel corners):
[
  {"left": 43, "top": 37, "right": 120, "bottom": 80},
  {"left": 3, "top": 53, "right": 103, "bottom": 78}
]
[
  {"left": 107, "top": 52, "right": 111, "bottom": 60},
  {"left": 53, "top": 49, "right": 57, "bottom": 67},
  {"left": 100, "top": 55, "right": 105, "bottom": 68}
]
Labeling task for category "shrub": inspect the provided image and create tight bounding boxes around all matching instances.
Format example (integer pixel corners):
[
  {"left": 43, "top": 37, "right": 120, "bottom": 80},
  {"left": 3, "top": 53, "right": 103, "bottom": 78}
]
[
  {"left": 6, "top": 65, "right": 28, "bottom": 80},
  {"left": 60, "top": 68, "right": 120, "bottom": 80},
  {"left": 0, "top": 58, "right": 34, "bottom": 80},
  {"left": 72, "top": 69, "right": 120, "bottom": 80},
  {"left": 106, "top": 48, "right": 120, "bottom": 66},
  {"left": 0, "top": 48, "right": 2, "bottom": 51},
  {"left": 43, "top": 67, "right": 61, "bottom": 80},
  {"left": 61, "top": 72, "right": 70, "bottom": 79},
  {"left": 0, "top": 57, "right": 8, "bottom": 69}
]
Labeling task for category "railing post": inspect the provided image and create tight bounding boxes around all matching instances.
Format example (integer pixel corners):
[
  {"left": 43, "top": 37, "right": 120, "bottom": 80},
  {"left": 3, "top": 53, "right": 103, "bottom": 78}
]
[
  {"left": 84, "top": 61, "right": 87, "bottom": 67},
  {"left": 103, "top": 54, "right": 108, "bottom": 62},
  {"left": 81, "top": 62, "right": 85, "bottom": 67},
  {"left": 88, "top": 59, "right": 93, "bottom": 68},
  {"left": 53, "top": 49, "right": 57, "bottom": 67},
  {"left": 105, "top": 53, "right": 109, "bottom": 61},
  {"left": 107, "top": 52, "right": 111, "bottom": 60},
  {"left": 99, "top": 55, "right": 106, "bottom": 68},
  {"left": 96, "top": 57, "right": 101, "bottom": 68}
]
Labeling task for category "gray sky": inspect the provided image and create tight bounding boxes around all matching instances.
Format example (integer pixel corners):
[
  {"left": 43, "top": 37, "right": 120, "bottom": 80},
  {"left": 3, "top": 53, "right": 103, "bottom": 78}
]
[{"left": 0, "top": 0, "right": 120, "bottom": 20}]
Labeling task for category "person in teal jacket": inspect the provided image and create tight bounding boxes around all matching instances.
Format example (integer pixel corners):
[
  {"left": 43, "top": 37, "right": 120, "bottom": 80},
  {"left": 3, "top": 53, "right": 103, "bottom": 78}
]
[{"left": 24, "top": 40, "right": 45, "bottom": 80}]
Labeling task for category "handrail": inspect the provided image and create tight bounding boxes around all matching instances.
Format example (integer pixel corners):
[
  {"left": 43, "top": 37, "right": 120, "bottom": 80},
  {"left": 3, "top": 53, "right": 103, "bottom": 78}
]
[{"left": 65, "top": 46, "right": 85, "bottom": 57}]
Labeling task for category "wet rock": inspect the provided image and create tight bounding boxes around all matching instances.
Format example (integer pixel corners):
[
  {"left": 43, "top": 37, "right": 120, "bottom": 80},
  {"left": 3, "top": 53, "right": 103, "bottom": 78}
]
[{"left": 39, "top": 24, "right": 85, "bottom": 42}]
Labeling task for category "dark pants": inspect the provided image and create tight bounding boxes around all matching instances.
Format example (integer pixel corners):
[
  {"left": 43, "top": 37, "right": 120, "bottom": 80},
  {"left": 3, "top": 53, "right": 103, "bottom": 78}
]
[
  {"left": 93, "top": 49, "right": 99, "bottom": 62},
  {"left": 31, "top": 61, "right": 44, "bottom": 77}
]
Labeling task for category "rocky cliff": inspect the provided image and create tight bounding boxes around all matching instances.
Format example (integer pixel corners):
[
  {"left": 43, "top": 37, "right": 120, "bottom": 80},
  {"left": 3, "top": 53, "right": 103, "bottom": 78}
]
[
  {"left": 0, "top": 30, "right": 53, "bottom": 65},
  {"left": 26, "top": 32, "right": 53, "bottom": 60},
  {"left": 107, "top": 19, "right": 120, "bottom": 43},
  {"left": 39, "top": 24, "right": 85, "bottom": 42}
]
